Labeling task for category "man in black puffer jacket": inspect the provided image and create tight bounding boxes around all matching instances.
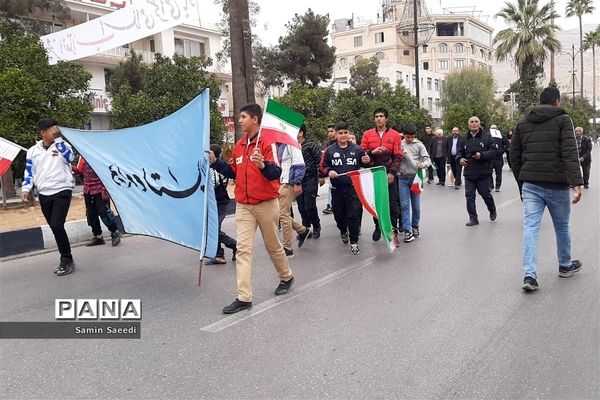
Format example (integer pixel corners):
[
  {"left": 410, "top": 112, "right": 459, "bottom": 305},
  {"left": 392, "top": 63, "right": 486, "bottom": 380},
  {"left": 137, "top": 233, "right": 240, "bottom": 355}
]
[
  {"left": 457, "top": 116, "right": 500, "bottom": 226},
  {"left": 510, "top": 86, "right": 583, "bottom": 292}
]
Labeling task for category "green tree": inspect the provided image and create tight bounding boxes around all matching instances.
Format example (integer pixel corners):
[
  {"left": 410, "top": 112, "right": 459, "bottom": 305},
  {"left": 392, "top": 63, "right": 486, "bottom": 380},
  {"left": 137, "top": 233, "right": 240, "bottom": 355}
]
[
  {"left": 329, "top": 88, "right": 373, "bottom": 137},
  {"left": 277, "top": 82, "right": 334, "bottom": 143},
  {"left": 441, "top": 68, "right": 496, "bottom": 129},
  {"left": 349, "top": 56, "right": 383, "bottom": 100},
  {"left": 253, "top": 43, "right": 285, "bottom": 96},
  {"left": 583, "top": 26, "right": 600, "bottom": 136},
  {"left": 110, "top": 49, "right": 146, "bottom": 94},
  {"left": 377, "top": 81, "right": 431, "bottom": 136},
  {"left": 566, "top": 0, "right": 595, "bottom": 99},
  {"left": 214, "top": 0, "right": 261, "bottom": 67},
  {"left": 111, "top": 54, "right": 225, "bottom": 144},
  {"left": 0, "top": 0, "right": 70, "bottom": 34},
  {"left": 277, "top": 9, "right": 336, "bottom": 87},
  {"left": 494, "top": 0, "right": 560, "bottom": 112}
]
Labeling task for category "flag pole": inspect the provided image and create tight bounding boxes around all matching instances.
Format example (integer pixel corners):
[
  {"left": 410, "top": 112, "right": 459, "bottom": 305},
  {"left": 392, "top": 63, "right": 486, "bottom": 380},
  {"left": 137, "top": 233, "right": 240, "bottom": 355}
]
[
  {"left": 198, "top": 260, "right": 203, "bottom": 286},
  {"left": 1, "top": 177, "right": 6, "bottom": 208}
]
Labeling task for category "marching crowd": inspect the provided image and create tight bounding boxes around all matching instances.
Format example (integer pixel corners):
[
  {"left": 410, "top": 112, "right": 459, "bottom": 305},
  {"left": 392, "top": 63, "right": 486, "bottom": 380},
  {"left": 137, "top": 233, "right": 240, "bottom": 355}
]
[{"left": 20, "top": 87, "right": 592, "bottom": 313}]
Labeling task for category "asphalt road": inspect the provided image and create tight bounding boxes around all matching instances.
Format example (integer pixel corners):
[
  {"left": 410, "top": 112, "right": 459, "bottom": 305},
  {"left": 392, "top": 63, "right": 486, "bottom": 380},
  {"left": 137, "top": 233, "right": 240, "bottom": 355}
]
[{"left": 1, "top": 152, "right": 599, "bottom": 400}]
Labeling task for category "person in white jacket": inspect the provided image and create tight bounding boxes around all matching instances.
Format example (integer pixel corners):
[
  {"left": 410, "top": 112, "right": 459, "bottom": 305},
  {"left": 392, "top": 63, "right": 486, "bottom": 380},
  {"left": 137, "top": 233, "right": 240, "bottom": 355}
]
[{"left": 21, "top": 118, "right": 76, "bottom": 276}]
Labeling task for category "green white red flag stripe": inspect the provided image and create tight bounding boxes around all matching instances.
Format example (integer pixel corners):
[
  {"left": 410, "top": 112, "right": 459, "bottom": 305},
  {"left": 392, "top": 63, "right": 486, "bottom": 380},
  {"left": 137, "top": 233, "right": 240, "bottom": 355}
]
[
  {"left": 411, "top": 168, "right": 425, "bottom": 195},
  {"left": 258, "top": 99, "right": 305, "bottom": 148},
  {"left": 347, "top": 166, "right": 397, "bottom": 251},
  {"left": 0, "top": 137, "right": 23, "bottom": 177}
]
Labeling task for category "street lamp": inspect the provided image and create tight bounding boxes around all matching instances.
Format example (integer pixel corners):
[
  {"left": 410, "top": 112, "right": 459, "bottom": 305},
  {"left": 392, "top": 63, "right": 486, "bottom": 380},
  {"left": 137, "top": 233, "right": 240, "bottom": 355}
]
[
  {"left": 397, "top": 0, "right": 435, "bottom": 108},
  {"left": 561, "top": 44, "right": 583, "bottom": 108}
]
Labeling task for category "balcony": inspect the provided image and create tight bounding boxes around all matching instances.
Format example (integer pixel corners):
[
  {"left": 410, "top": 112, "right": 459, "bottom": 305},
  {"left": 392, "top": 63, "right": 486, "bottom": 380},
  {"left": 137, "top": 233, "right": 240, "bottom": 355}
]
[{"left": 80, "top": 47, "right": 156, "bottom": 66}]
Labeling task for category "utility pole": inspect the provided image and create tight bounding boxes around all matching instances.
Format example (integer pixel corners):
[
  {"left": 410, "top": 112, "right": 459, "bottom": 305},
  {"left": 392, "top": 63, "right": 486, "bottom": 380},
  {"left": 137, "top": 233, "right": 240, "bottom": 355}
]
[
  {"left": 572, "top": 44, "right": 576, "bottom": 109},
  {"left": 412, "top": 0, "right": 420, "bottom": 108},
  {"left": 229, "top": 0, "right": 255, "bottom": 141}
]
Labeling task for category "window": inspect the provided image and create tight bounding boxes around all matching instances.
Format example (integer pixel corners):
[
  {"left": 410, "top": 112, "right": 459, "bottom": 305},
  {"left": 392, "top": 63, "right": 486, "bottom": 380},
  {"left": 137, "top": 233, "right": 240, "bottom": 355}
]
[
  {"left": 423, "top": 61, "right": 429, "bottom": 70},
  {"left": 427, "top": 77, "right": 432, "bottom": 90},
  {"left": 480, "top": 49, "right": 485, "bottom": 59},
  {"left": 402, "top": 49, "right": 409, "bottom": 56},
  {"left": 454, "top": 59, "right": 465, "bottom": 69},
  {"left": 438, "top": 59, "right": 449, "bottom": 70},
  {"left": 354, "top": 55, "right": 363, "bottom": 62},
  {"left": 339, "top": 57, "right": 348, "bottom": 68},
  {"left": 438, "top": 43, "right": 448, "bottom": 53},
  {"left": 423, "top": 45, "right": 428, "bottom": 53},
  {"left": 434, "top": 79, "right": 439, "bottom": 91},
  {"left": 454, "top": 43, "right": 464, "bottom": 53},
  {"left": 174, "top": 38, "right": 205, "bottom": 57},
  {"left": 375, "top": 32, "right": 384, "bottom": 43},
  {"left": 149, "top": 38, "right": 155, "bottom": 53},
  {"left": 354, "top": 36, "right": 363, "bottom": 47},
  {"left": 471, "top": 44, "right": 475, "bottom": 54},
  {"left": 375, "top": 52, "right": 385, "bottom": 61},
  {"left": 471, "top": 60, "right": 476, "bottom": 67},
  {"left": 427, "top": 98, "right": 432, "bottom": 110},
  {"left": 104, "top": 68, "right": 114, "bottom": 92},
  {"left": 435, "top": 98, "right": 440, "bottom": 111}
]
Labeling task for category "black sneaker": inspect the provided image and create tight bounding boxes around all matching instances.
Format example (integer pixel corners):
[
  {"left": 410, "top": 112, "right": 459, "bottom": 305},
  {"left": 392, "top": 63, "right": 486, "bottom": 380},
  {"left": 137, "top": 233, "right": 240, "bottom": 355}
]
[
  {"left": 322, "top": 205, "right": 333, "bottom": 214},
  {"left": 232, "top": 246, "right": 237, "bottom": 261},
  {"left": 111, "top": 230, "right": 122, "bottom": 246},
  {"left": 56, "top": 257, "right": 75, "bottom": 276},
  {"left": 372, "top": 228, "right": 381, "bottom": 241},
  {"left": 222, "top": 299, "right": 252, "bottom": 314},
  {"left": 350, "top": 243, "right": 360, "bottom": 255},
  {"left": 404, "top": 231, "right": 414, "bottom": 243},
  {"left": 466, "top": 219, "right": 479, "bottom": 226},
  {"left": 297, "top": 228, "right": 311, "bottom": 248},
  {"left": 559, "top": 260, "right": 582, "bottom": 278},
  {"left": 490, "top": 210, "right": 497, "bottom": 221},
  {"left": 274, "top": 277, "right": 294, "bottom": 295},
  {"left": 412, "top": 227, "right": 420, "bottom": 238},
  {"left": 284, "top": 248, "right": 294, "bottom": 258},
  {"left": 312, "top": 226, "right": 321, "bottom": 239},
  {"left": 340, "top": 232, "right": 349, "bottom": 244},
  {"left": 495, "top": 188, "right": 500, "bottom": 192},
  {"left": 522, "top": 276, "right": 539, "bottom": 292},
  {"left": 86, "top": 236, "right": 105, "bottom": 246}
]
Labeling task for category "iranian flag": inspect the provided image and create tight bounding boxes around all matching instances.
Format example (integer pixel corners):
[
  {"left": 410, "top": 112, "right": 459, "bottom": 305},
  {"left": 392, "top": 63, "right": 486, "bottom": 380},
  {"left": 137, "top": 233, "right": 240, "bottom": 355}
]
[
  {"left": 411, "top": 168, "right": 425, "bottom": 195},
  {"left": 258, "top": 99, "right": 305, "bottom": 148},
  {"left": 347, "top": 166, "right": 398, "bottom": 251},
  {"left": 0, "top": 137, "right": 23, "bottom": 177}
]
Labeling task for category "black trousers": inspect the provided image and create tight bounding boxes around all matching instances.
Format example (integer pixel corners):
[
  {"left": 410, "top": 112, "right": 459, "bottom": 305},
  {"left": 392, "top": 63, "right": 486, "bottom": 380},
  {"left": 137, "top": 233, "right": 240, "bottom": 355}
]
[
  {"left": 433, "top": 157, "right": 446, "bottom": 184},
  {"left": 296, "top": 176, "right": 321, "bottom": 229},
  {"left": 373, "top": 180, "right": 399, "bottom": 231},
  {"left": 581, "top": 161, "right": 591, "bottom": 186},
  {"left": 449, "top": 155, "right": 462, "bottom": 186},
  {"left": 38, "top": 189, "right": 72, "bottom": 259},
  {"left": 464, "top": 177, "right": 496, "bottom": 220},
  {"left": 427, "top": 165, "right": 434, "bottom": 181},
  {"left": 84, "top": 192, "right": 118, "bottom": 236},
  {"left": 489, "top": 158, "right": 504, "bottom": 189},
  {"left": 505, "top": 150, "right": 511, "bottom": 170},
  {"left": 331, "top": 186, "right": 363, "bottom": 244},
  {"left": 216, "top": 202, "right": 236, "bottom": 257}
]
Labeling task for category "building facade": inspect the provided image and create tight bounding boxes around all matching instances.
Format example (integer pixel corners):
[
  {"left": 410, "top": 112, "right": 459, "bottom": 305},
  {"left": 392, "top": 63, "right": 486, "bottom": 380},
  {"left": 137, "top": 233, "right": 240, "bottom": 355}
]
[{"left": 29, "top": 0, "right": 230, "bottom": 130}]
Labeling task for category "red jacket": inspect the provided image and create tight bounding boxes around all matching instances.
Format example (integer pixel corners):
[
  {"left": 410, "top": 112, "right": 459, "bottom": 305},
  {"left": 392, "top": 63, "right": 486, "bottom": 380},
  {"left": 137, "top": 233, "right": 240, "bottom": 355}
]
[
  {"left": 213, "top": 133, "right": 281, "bottom": 205},
  {"left": 360, "top": 128, "right": 403, "bottom": 174},
  {"left": 73, "top": 157, "right": 107, "bottom": 196}
]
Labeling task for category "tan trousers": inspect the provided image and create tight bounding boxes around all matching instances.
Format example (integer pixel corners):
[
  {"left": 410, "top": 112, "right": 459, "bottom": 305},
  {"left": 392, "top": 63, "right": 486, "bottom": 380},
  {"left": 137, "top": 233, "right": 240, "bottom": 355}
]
[
  {"left": 235, "top": 199, "right": 293, "bottom": 302},
  {"left": 278, "top": 184, "right": 307, "bottom": 250}
]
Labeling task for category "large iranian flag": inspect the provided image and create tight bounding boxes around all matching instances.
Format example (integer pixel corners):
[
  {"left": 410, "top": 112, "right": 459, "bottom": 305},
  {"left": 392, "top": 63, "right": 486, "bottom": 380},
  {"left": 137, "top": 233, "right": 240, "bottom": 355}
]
[
  {"left": 258, "top": 99, "right": 305, "bottom": 148},
  {"left": 0, "top": 137, "right": 23, "bottom": 177},
  {"left": 347, "top": 166, "right": 398, "bottom": 251}
]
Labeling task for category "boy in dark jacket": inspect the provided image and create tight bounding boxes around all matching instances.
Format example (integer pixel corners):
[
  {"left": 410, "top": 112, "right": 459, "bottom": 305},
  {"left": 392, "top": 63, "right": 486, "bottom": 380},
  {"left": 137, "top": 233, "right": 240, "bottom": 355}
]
[
  {"left": 320, "top": 122, "right": 370, "bottom": 255},
  {"left": 205, "top": 144, "right": 237, "bottom": 265}
]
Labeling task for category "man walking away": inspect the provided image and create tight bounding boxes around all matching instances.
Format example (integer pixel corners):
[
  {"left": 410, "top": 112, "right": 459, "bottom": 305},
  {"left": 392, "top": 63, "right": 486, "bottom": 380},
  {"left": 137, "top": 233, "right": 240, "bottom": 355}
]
[
  {"left": 575, "top": 126, "right": 592, "bottom": 189},
  {"left": 488, "top": 124, "right": 509, "bottom": 192},
  {"left": 511, "top": 87, "right": 583, "bottom": 292},
  {"left": 297, "top": 124, "right": 322, "bottom": 238}
]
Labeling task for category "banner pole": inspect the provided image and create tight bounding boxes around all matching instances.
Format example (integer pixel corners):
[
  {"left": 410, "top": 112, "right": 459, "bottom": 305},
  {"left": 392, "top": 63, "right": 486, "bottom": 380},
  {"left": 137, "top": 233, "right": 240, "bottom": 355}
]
[{"left": 1, "top": 177, "right": 6, "bottom": 208}]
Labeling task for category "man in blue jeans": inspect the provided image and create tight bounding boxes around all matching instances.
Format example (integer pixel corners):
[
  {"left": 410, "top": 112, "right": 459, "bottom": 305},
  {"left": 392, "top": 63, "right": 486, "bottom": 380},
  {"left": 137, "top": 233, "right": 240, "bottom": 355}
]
[
  {"left": 396, "top": 124, "right": 431, "bottom": 242},
  {"left": 510, "top": 86, "right": 583, "bottom": 292}
]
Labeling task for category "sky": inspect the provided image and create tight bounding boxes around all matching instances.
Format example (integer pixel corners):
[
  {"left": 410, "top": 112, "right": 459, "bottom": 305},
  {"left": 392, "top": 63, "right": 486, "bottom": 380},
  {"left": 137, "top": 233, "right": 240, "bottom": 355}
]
[{"left": 200, "top": 0, "right": 600, "bottom": 46}]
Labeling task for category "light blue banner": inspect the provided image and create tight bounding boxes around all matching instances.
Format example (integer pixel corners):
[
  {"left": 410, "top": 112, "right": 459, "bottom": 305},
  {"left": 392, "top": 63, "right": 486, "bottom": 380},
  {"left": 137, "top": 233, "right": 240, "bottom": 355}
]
[{"left": 61, "top": 90, "right": 217, "bottom": 258}]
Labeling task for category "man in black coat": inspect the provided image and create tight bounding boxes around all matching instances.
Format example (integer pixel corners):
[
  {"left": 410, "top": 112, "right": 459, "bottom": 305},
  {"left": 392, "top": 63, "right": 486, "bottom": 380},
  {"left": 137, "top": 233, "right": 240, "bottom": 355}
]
[
  {"left": 488, "top": 124, "right": 509, "bottom": 192},
  {"left": 457, "top": 116, "right": 500, "bottom": 226},
  {"left": 510, "top": 87, "right": 583, "bottom": 292},
  {"left": 575, "top": 126, "right": 593, "bottom": 189},
  {"left": 421, "top": 124, "right": 435, "bottom": 183},
  {"left": 446, "top": 126, "right": 465, "bottom": 189},
  {"left": 428, "top": 128, "right": 448, "bottom": 185}
]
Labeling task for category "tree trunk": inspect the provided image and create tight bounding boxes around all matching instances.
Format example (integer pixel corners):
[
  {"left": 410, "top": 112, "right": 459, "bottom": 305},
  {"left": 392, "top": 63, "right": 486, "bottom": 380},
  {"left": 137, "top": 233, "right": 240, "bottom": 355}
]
[
  {"left": 1, "top": 169, "right": 17, "bottom": 200},
  {"left": 550, "top": 11, "right": 555, "bottom": 84},
  {"left": 229, "top": 0, "right": 256, "bottom": 142},
  {"left": 579, "top": 16, "right": 584, "bottom": 99},
  {"left": 593, "top": 44, "right": 597, "bottom": 139}
]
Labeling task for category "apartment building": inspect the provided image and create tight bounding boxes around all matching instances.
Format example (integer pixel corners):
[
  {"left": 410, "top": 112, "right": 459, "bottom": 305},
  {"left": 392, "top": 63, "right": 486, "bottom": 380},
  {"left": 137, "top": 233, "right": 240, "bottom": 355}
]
[
  {"left": 331, "top": 1, "right": 494, "bottom": 119},
  {"left": 27, "top": 0, "right": 230, "bottom": 130}
]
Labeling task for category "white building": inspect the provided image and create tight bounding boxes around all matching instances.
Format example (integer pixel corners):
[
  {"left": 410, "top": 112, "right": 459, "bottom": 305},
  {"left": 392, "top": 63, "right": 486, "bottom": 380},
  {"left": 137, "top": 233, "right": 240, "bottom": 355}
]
[{"left": 31, "top": 0, "right": 230, "bottom": 130}]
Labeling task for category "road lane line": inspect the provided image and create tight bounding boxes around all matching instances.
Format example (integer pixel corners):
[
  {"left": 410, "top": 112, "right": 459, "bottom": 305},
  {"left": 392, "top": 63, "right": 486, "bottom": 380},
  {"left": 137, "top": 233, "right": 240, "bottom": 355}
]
[{"left": 200, "top": 256, "right": 376, "bottom": 333}]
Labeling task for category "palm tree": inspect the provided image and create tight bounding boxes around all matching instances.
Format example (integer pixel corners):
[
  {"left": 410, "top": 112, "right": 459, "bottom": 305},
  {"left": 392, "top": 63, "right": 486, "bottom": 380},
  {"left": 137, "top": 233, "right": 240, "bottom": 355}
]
[
  {"left": 583, "top": 26, "right": 600, "bottom": 136},
  {"left": 566, "top": 0, "right": 595, "bottom": 99},
  {"left": 494, "top": 0, "right": 561, "bottom": 112}
]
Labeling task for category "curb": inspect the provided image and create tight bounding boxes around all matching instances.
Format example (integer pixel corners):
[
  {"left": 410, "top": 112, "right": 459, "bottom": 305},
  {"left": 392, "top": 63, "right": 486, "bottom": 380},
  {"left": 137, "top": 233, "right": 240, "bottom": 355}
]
[{"left": 0, "top": 217, "right": 123, "bottom": 259}]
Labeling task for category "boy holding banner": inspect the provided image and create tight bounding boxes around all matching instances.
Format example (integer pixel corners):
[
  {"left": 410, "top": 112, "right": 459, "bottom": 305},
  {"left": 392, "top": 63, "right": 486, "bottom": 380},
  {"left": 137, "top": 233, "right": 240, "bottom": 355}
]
[
  {"left": 320, "top": 122, "right": 370, "bottom": 255},
  {"left": 209, "top": 103, "right": 294, "bottom": 314}
]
